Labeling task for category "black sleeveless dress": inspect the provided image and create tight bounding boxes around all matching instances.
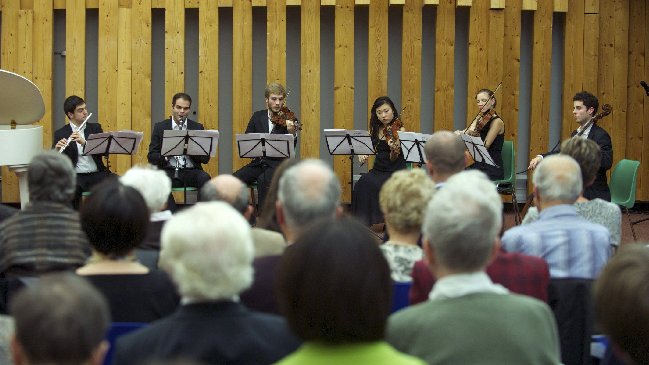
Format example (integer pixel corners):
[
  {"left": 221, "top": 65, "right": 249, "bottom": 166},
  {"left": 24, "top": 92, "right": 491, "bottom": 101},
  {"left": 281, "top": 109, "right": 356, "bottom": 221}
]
[
  {"left": 470, "top": 116, "right": 504, "bottom": 180},
  {"left": 351, "top": 136, "right": 407, "bottom": 226}
]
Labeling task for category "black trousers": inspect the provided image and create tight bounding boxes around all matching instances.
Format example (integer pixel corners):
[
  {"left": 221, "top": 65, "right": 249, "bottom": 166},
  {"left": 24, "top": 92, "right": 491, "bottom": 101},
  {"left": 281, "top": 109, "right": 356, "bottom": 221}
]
[
  {"left": 74, "top": 170, "right": 116, "bottom": 209},
  {"left": 163, "top": 168, "right": 211, "bottom": 211},
  {"left": 233, "top": 161, "right": 278, "bottom": 212}
]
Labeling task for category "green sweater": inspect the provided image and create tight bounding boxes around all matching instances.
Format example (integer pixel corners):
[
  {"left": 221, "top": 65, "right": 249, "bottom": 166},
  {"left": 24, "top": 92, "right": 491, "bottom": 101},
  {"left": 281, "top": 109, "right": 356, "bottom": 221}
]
[
  {"left": 387, "top": 293, "right": 560, "bottom": 365},
  {"left": 275, "top": 341, "right": 426, "bottom": 365}
]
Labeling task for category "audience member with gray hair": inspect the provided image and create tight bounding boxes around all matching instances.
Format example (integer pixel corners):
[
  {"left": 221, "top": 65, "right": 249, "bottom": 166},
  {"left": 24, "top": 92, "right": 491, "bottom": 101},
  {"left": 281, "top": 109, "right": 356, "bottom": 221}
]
[
  {"left": 201, "top": 175, "right": 286, "bottom": 257},
  {"left": 276, "top": 159, "right": 342, "bottom": 243},
  {"left": 113, "top": 202, "right": 299, "bottom": 365},
  {"left": 387, "top": 171, "right": 560, "bottom": 364},
  {"left": 502, "top": 155, "right": 611, "bottom": 279},
  {"left": 424, "top": 130, "right": 467, "bottom": 187},
  {"left": 0, "top": 151, "right": 89, "bottom": 278},
  {"left": 10, "top": 273, "right": 110, "bottom": 365},
  {"left": 121, "top": 165, "right": 173, "bottom": 250},
  {"left": 241, "top": 159, "right": 342, "bottom": 314},
  {"left": 522, "top": 138, "right": 622, "bottom": 246}
]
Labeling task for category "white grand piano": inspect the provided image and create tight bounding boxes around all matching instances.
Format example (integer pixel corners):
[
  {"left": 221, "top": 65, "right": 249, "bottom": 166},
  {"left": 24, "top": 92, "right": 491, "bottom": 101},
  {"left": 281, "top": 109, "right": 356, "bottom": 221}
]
[{"left": 0, "top": 70, "right": 45, "bottom": 208}]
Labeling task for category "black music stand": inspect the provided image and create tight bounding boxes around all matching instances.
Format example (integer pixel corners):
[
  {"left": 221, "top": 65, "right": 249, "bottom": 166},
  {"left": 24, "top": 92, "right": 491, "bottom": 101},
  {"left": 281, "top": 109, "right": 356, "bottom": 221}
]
[
  {"left": 461, "top": 133, "right": 498, "bottom": 168},
  {"left": 84, "top": 130, "right": 145, "bottom": 171},
  {"left": 161, "top": 129, "right": 219, "bottom": 202},
  {"left": 398, "top": 132, "right": 432, "bottom": 165},
  {"left": 236, "top": 133, "right": 295, "bottom": 160},
  {"left": 323, "top": 129, "right": 375, "bottom": 203}
]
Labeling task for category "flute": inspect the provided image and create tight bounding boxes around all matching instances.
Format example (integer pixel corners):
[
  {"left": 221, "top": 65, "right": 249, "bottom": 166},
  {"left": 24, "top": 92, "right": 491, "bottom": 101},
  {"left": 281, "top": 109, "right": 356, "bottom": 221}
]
[{"left": 58, "top": 113, "right": 92, "bottom": 153}]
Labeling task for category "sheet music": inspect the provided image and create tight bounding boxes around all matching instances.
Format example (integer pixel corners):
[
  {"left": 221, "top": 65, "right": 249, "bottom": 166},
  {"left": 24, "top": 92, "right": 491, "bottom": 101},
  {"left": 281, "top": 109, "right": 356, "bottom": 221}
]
[
  {"left": 236, "top": 133, "right": 294, "bottom": 159},
  {"left": 323, "top": 129, "right": 375, "bottom": 155},
  {"left": 398, "top": 132, "right": 431, "bottom": 163},
  {"left": 460, "top": 133, "right": 497, "bottom": 166},
  {"left": 186, "top": 130, "right": 219, "bottom": 157},
  {"left": 84, "top": 130, "right": 145, "bottom": 155}
]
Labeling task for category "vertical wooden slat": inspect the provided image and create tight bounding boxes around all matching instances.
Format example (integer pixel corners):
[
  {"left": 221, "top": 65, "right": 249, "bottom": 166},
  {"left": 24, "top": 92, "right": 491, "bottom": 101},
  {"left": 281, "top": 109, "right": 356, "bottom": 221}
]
[
  {"left": 165, "top": 0, "right": 185, "bottom": 108},
  {"left": 65, "top": 0, "right": 86, "bottom": 97},
  {"left": 434, "top": 0, "right": 454, "bottom": 131},
  {"left": 466, "top": 0, "right": 488, "bottom": 120},
  {"left": 501, "top": 0, "right": 521, "bottom": 143},
  {"left": 33, "top": 0, "right": 53, "bottom": 149},
  {"left": 334, "top": 0, "right": 354, "bottom": 202},
  {"left": 300, "top": 0, "right": 320, "bottom": 159},
  {"left": 610, "top": 0, "right": 628, "bottom": 171},
  {"left": 401, "top": 0, "right": 422, "bottom": 132},
  {"left": 641, "top": 2, "right": 649, "bottom": 201},
  {"left": 98, "top": 0, "right": 119, "bottom": 171},
  {"left": 583, "top": 6, "right": 599, "bottom": 94},
  {"left": 232, "top": 0, "right": 252, "bottom": 170},
  {"left": 528, "top": 0, "right": 553, "bottom": 166},
  {"left": 198, "top": 0, "right": 219, "bottom": 176},
  {"left": 562, "top": 0, "right": 584, "bottom": 139},
  {"left": 266, "top": 0, "right": 286, "bottom": 84},
  {"left": 17, "top": 10, "right": 33, "bottom": 80},
  {"left": 487, "top": 9, "right": 504, "bottom": 92},
  {"left": 131, "top": 0, "right": 151, "bottom": 165},
  {"left": 116, "top": 7, "right": 132, "bottom": 174},
  {"left": 367, "top": 0, "right": 388, "bottom": 109},
  {"left": 1, "top": 0, "right": 20, "bottom": 202},
  {"left": 628, "top": 0, "right": 645, "bottom": 197}
]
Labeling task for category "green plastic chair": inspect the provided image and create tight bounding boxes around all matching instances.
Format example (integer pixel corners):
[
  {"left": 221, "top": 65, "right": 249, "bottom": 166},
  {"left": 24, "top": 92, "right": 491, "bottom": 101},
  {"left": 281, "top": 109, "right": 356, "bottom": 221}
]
[
  {"left": 610, "top": 159, "right": 641, "bottom": 240},
  {"left": 493, "top": 140, "right": 521, "bottom": 224},
  {"left": 171, "top": 186, "right": 197, "bottom": 205}
]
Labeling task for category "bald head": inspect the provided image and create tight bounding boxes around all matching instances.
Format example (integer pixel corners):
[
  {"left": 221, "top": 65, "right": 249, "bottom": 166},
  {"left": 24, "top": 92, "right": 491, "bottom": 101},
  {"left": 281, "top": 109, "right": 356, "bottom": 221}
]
[
  {"left": 424, "top": 131, "right": 466, "bottom": 182},
  {"left": 200, "top": 175, "right": 249, "bottom": 215}
]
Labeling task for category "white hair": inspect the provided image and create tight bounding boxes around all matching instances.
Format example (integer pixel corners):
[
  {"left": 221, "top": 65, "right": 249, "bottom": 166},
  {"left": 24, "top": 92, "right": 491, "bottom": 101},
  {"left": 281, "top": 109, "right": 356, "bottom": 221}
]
[
  {"left": 533, "top": 154, "right": 582, "bottom": 204},
  {"left": 422, "top": 170, "right": 502, "bottom": 272},
  {"left": 120, "top": 165, "right": 172, "bottom": 212},
  {"left": 277, "top": 159, "right": 341, "bottom": 230},
  {"left": 159, "top": 202, "right": 254, "bottom": 301}
]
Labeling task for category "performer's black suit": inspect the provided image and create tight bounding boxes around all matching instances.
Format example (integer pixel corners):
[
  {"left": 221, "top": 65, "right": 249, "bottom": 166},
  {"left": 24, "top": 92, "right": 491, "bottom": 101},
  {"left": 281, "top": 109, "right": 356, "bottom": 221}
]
[
  {"left": 147, "top": 118, "right": 211, "bottom": 191},
  {"left": 570, "top": 123, "right": 613, "bottom": 201},
  {"left": 53, "top": 122, "right": 114, "bottom": 207},
  {"left": 233, "top": 110, "right": 294, "bottom": 209}
]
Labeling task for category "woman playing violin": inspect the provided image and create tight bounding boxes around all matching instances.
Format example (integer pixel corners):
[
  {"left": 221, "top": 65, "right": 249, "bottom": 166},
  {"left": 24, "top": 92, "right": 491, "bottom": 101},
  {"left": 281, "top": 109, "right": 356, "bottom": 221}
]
[
  {"left": 352, "top": 96, "right": 407, "bottom": 229},
  {"left": 456, "top": 88, "right": 505, "bottom": 180}
]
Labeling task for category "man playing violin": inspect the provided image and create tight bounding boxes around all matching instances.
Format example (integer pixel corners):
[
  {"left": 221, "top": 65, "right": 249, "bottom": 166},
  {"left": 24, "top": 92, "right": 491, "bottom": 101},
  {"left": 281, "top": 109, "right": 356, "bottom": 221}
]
[
  {"left": 528, "top": 91, "right": 612, "bottom": 201},
  {"left": 53, "top": 95, "right": 113, "bottom": 208},
  {"left": 233, "top": 83, "right": 298, "bottom": 211}
]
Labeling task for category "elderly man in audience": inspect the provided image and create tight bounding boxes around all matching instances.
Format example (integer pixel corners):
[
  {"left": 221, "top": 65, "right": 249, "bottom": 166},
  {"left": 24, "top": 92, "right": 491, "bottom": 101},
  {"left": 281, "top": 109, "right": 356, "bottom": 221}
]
[
  {"left": 240, "top": 159, "right": 342, "bottom": 314},
  {"left": 113, "top": 202, "right": 300, "bottom": 365},
  {"left": 387, "top": 171, "right": 560, "bottom": 364},
  {"left": 0, "top": 151, "right": 89, "bottom": 278},
  {"left": 120, "top": 164, "right": 173, "bottom": 250},
  {"left": 10, "top": 273, "right": 110, "bottom": 365},
  {"left": 522, "top": 138, "right": 621, "bottom": 247},
  {"left": 200, "top": 174, "right": 286, "bottom": 257},
  {"left": 410, "top": 134, "right": 550, "bottom": 303},
  {"left": 379, "top": 169, "right": 435, "bottom": 282},
  {"left": 594, "top": 244, "right": 649, "bottom": 365},
  {"left": 502, "top": 155, "right": 611, "bottom": 279},
  {"left": 423, "top": 130, "right": 467, "bottom": 188}
]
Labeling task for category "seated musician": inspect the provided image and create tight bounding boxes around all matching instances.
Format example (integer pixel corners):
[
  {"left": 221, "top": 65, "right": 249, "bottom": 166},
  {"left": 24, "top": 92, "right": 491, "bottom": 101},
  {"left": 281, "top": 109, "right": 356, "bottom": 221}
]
[{"left": 53, "top": 95, "right": 114, "bottom": 208}]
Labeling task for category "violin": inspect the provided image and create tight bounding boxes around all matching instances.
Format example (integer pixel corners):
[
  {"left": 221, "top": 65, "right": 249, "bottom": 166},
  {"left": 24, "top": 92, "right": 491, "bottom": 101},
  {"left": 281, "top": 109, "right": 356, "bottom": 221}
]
[
  {"left": 467, "top": 109, "right": 498, "bottom": 137},
  {"left": 270, "top": 105, "right": 302, "bottom": 131},
  {"left": 384, "top": 116, "right": 403, "bottom": 161}
]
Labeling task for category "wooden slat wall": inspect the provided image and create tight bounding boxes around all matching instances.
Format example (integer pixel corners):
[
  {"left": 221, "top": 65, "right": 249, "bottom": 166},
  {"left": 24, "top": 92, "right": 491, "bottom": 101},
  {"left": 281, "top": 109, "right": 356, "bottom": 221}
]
[
  {"left": 334, "top": 0, "right": 354, "bottom": 201},
  {"left": 300, "top": 0, "right": 320, "bottom": 159},
  {"left": 232, "top": 0, "right": 252, "bottom": 171},
  {"left": 2, "top": 0, "right": 649, "bottom": 203},
  {"left": 434, "top": 0, "right": 454, "bottom": 131},
  {"left": 198, "top": 0, "right": 219, "bottom": 177},
  {"left": 401, "top": 0, "right": 422, "bottom": 132},
  {"left": 528, "top": 0, "right": 553, "bottom": 171}
]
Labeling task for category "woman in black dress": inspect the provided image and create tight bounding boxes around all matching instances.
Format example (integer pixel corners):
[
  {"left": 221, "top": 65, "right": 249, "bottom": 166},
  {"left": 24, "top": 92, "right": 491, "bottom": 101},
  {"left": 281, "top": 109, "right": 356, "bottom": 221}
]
[
  {"left": 458, "top": 88, "right": 505, "bottom": 180},
  {"left": 352, "top": 96, "right": 407, "bottom": 227}
]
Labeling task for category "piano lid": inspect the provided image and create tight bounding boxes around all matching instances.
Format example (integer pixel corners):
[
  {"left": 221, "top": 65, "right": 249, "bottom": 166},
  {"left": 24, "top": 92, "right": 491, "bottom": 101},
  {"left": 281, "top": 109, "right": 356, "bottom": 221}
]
[{"left": 0, "top": 69, "right": 45, "bottom": 125}]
